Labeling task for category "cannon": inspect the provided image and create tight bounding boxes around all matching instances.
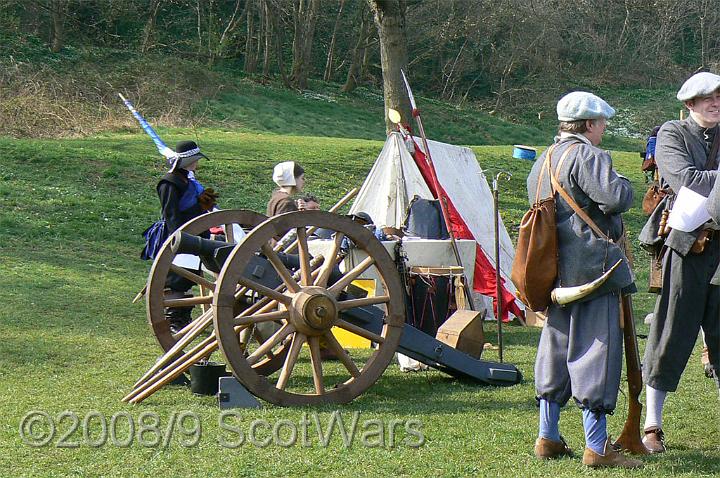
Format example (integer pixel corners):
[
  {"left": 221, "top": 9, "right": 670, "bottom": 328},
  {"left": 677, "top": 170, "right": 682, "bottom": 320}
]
[{"left": 127, "top": 209, "right": 521, "bottom": 406}]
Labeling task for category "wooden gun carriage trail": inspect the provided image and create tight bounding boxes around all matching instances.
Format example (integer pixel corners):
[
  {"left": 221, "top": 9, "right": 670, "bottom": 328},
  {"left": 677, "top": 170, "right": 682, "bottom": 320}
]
[{"left": 125, "top": 208, "right": 522, "bottom": 407}]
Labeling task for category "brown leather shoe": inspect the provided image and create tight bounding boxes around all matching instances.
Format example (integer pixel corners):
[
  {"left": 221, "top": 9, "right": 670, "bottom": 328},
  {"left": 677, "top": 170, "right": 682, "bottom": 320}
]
[
  {"left": 534, "top": 436, "right": 573, "bottom": 459},
  {"left": 643, "top": 427, "right": 666, "bottom": 453},
  {"left": 582, "top": 438, "right": 643, "bottom": 468}
]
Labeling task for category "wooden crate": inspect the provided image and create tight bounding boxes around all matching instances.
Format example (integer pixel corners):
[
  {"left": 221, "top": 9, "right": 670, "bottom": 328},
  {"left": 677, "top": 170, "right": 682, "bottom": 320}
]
[{"left": 435, "top": 309, "right": 486, "bottom": 358}]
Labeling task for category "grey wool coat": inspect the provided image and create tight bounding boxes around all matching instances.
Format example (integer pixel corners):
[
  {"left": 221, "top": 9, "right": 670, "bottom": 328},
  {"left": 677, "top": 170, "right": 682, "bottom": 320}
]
[
  {"left": 641, "top": 115, "right": 720, "bottom": 392},
  {"left": 640, "top": 116, "right": 720, "bottom": 254},
  {"left": 527, "top": 135, "right": 635, "bottom": 299},
  {"left": 527, "top": 134, "right": 634, "bottom": 412},
  {"left": 709, "top": 180, "right": 720, "bottom": 285}
]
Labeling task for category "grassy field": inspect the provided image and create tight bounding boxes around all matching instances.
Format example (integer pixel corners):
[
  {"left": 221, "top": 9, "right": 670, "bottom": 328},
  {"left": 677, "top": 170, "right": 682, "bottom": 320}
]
[{"left": 1, "top": 129, "right": 718, "bottom": 478}]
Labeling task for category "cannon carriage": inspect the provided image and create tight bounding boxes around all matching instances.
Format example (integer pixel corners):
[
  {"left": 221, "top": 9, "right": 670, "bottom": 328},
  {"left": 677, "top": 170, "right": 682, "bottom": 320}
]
[{"left": 126, "top": 209, "right": 521, "bottom": 407}]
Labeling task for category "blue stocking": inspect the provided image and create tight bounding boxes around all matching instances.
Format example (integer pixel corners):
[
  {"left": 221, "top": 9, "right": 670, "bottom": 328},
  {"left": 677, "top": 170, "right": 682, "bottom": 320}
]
[
  {"left": 538, "top": 399, "right": 561, "bottom": 441},
  {"left": 582, "top": 409, "right": 607, "bottom": 455}
]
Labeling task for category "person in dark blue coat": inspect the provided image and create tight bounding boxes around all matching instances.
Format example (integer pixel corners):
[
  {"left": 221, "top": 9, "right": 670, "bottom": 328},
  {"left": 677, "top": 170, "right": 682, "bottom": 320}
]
[{"left": 158, "top": 140, "right": 218, "bottom": 334}]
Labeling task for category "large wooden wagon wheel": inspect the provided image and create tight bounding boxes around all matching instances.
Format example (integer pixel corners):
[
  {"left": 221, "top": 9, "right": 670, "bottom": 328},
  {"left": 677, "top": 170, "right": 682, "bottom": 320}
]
[
  {"left": 213, "top": 210, "right": 405, "bottom": 406},
  {"left": 145, "top": 209, "right": 289, "bottom": 376}
]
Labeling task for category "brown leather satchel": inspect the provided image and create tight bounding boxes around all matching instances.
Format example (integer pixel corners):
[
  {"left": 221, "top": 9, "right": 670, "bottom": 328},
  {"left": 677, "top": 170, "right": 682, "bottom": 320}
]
[
  {"left": 511, "top": 144, "right": 577, "bottom": 311},
  {"left": 642, "top": 180, "right": 669, "bottom": 215}
]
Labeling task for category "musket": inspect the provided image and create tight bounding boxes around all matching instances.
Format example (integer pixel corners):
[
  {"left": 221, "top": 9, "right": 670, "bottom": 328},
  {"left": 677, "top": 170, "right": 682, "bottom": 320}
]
[
  {"left": 614, "top": 232, "right": 649, "bottom": 455},
  {"left": 613, "top": 292, "right": 650, "bottom": 455}
]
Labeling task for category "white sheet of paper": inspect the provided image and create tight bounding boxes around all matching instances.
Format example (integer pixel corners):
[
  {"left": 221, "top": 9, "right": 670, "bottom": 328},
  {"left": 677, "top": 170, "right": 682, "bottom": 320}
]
[
  {"left": 667, "top": 186, "right": 711, "bottom": 232},
  {"left": 172, "top": 253, "right": 201, "bottom": 269}
]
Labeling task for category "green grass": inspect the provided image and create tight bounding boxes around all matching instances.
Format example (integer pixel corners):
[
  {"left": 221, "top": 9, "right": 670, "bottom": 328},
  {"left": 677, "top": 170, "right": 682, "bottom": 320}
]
[
  {"left": 1, "top": 131, "right": 718, "bottom": 477},
  {"left": 201, "top": 81, "right": 549, "bottom": 146}
]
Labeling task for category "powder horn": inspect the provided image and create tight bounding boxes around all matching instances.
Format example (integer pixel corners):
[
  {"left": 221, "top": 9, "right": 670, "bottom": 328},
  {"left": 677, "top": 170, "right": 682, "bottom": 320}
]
[{"left": 550, "top": 259, "right": 623, "bottom": 306}]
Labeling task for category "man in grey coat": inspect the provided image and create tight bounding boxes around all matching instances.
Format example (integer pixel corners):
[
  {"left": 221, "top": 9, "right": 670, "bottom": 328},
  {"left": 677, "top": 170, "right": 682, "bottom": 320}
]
[
  {"left": 528, "top": 92, "right": 641, "bottom": 468},
  {"left": 640, "top": 72, "right": 720, "bottom": 454}
]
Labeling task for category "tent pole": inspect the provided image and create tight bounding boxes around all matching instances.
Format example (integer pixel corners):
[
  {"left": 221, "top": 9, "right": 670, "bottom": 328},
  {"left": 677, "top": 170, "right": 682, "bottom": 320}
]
[{"left": 492, "top": 172, "right": 511, "bottom": 362}]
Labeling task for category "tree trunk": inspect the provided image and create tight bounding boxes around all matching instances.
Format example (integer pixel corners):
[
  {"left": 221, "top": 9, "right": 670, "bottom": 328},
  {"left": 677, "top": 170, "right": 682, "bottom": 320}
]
[
  {"left": 244, "top": 0, "right": 257, "bottom": 73},
  {"left": 290, "top": 0, "right": 321, "bottom": 90},
  {"left": 141, "top": 0, "right": 163, "bottom": 53},
  {"left": 49, "top": 0, "right": 67, "bottom": 53},
  {"left": 195, "top": 0, "right": 203, "bottom": 57},
  {"left": 216, "top": 0, "right": 245, "bottom": 60},
  {"left": 368, "top": 0, "right": 411, "bottom": 133},
  {"left": 342, "top": 3, "right": 371, "bottom": 93},
  {"left": 255, "top": 0, "right": 265, "bottom": 73},
  {"left": 323, "top": 0, "right": 346, "bottom": 82},
  {"left": 267, "top": 0, "right": 291, "bottom": 87},
  {"left": 262, "top": 0, "right": 271, "bottom": 76}
]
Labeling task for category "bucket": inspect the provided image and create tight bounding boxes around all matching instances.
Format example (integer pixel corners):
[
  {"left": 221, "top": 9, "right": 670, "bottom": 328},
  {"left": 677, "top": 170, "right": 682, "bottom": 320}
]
[
  {"left": 512, "top": 145, "right": 537, "bottom": 161},
  {"left": 189, "top": 362, "right": 229, "bottom": 396}
]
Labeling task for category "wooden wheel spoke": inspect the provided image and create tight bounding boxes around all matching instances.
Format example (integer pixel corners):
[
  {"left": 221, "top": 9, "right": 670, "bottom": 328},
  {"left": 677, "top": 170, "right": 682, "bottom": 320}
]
[
  {"left": 308, "top": 336, "right": 324, "bottom": 394},
  {"left": 327, "top": 256, "right": 375, "bottom": 296},
  {"left": 335, "top": 319, "right": 385, "bottom": 344},
  {"left": 237, "top": 276, "right": 291, "bottom": 305},
  {"left": 323, "top": 331, "right": 360, "bottom": 377},
  {"left": 251, "top": 328, "right": 269, "bottom": 351},
  {"left": 169, "top": 264, "right": 215, "bottom": 290},
  {"left": 276, "top": 332, "right": 306, "bottom": 390},
  {"left": 247, "top": 323, "right": 295, "bottom": 365},
  {"left": 233, "top": 310, "right": 288, "bottom": 327},
  {"left": 261, "top": 244, "right": 301, "bottom": 293},
  {"left": 238, "top": 326, "right": 253, "bottom": 351},
  {"left": 337, "top": 295, "right": 390, "bottom": 311},
  {"left": 314, "top": 232, "right": 344, "bottom": 288},
  {"left": 133, "top": 311, "right": 214, "bottom": 388},
  {"left": 163, "top": 295, "right": 213, "bottom": 308},
  {"left": 296, "top": 227, "right": 313, "bottom": 286},
  {"left": 171, "top": 309, "right": 213, "bottom": 339},
  {"left": 224, "top": 223, "right": 235, "bottom": 243}
]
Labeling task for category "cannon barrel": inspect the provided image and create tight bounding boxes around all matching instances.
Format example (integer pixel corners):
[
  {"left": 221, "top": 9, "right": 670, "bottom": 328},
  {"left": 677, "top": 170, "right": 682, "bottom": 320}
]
[
  {"left": 170, "top": 231, "right": 343, "bottom": 287},
  {"left": 170, "top": 231, "right": 235, "bottom": 273},
  {"left": 169, "top": 231, "right": 304, "bottom": 289}
]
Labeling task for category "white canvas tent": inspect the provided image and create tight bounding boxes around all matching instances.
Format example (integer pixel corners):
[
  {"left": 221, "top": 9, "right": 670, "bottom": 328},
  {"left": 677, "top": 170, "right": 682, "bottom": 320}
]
[{"left": 349, "top": 132, "right": 523, "bottom": 319}]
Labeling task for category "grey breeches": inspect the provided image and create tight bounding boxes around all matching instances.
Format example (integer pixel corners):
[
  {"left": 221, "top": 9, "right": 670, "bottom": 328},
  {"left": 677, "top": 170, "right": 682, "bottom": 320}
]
[
  {"left": 535, "top": 291, "right": 623, "bottom": 413},
  {"left": 643, "top": 244, "right": 720, "bottom": 392}
]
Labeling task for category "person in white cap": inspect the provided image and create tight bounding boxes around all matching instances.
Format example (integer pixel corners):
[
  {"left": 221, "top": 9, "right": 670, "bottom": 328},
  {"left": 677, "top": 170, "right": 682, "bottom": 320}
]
[
  {"left": 267, "top": 161, "right": 306, "bottom": 216},
  {"left": 640, "top": 71, "right": 720, "bottom": 453},
  {"left": 527, "top": 92, "right": 641, "bottom": 468}
]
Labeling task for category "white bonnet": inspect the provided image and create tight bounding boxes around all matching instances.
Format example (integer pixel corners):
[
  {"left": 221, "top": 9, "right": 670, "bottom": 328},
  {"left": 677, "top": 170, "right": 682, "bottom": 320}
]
[{"left": 273, "top": 161, "right": 297, "bottom": 187}]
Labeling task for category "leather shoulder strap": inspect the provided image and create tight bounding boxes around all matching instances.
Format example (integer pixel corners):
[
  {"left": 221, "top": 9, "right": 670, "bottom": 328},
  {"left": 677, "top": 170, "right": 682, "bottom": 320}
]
[
  {"left": 534, "top": 145, "right": 556, "bottom": 203},
  {"left": 549, "top": 143, "right": 612, "bottom": 242}
]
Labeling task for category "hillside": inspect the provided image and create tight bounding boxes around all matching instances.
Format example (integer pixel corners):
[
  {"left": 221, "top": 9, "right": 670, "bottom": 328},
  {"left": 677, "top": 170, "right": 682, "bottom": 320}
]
[{"left": 1, "top": 34, "right": 681, "bottom": 152}]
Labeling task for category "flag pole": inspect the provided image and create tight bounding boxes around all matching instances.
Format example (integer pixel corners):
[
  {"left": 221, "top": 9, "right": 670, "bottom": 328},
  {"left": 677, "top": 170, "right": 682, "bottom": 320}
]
[
  {"left": 399, "top": 70, "right": 475, "bottom": 311},
  {"left": 118, "top": 93, "right": 176, "bottom": 161}
]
